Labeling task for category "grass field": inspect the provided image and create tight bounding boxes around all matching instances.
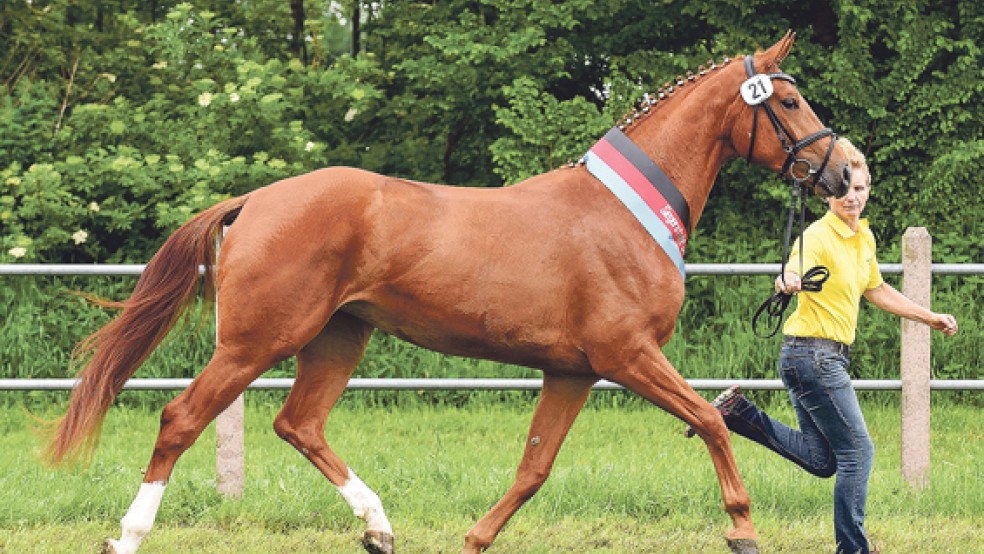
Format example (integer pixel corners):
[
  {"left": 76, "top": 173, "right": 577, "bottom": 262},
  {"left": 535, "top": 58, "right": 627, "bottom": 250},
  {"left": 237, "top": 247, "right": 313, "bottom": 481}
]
[{"left": 0, "top": 399, "right": 981, "bottom": 553}]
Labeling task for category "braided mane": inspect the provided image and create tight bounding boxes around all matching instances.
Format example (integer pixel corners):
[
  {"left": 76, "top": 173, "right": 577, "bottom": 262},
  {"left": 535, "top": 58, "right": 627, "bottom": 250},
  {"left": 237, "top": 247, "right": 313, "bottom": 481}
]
[
  {"left": 569, "top": 54, "right": 743, "bottom": 168},
  {"left": 618, "top": 55, "right": 741, "bottom": 130}
]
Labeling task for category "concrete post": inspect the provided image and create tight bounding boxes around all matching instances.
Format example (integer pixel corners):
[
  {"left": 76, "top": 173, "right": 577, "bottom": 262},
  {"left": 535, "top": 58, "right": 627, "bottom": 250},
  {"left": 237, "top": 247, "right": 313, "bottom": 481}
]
[
  {"left": 900, "top": 227, "right": 931, "bottom": 490},
  {"left": 215, "top": 227, "right": 245, "bottom": 498},
  {"left": 216, "top": 394, "right": 245, "bottom": 498}
]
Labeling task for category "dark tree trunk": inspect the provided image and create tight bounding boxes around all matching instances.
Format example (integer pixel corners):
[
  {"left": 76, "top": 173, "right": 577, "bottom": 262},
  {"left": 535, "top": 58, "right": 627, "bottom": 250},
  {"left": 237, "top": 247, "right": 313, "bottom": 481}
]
[
  {"left": 291, "top": 0, "right": 307, "bottom": 64},
  {"left": 352, "top": 2, "right": 361, "bottom": 56}
]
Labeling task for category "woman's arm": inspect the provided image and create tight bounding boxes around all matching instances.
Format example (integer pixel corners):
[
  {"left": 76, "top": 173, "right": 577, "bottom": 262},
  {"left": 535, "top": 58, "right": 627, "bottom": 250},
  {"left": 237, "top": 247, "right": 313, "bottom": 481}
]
[{"left": 863, "top": 283, "right": 959, "bottom": 336}]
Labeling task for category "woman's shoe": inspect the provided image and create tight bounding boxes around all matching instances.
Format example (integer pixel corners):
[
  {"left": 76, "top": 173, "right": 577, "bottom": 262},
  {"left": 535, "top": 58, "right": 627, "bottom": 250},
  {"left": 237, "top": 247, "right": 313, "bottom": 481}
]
[{"left": 684, "top": 385, "right": 743, "bottom": 438}]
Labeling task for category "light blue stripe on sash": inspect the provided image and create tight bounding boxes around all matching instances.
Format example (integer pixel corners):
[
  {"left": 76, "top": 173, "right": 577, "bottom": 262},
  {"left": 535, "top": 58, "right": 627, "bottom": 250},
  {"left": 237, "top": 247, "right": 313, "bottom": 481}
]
[{"left": 585, "top": 151, "right": 686, "bottom": 278}]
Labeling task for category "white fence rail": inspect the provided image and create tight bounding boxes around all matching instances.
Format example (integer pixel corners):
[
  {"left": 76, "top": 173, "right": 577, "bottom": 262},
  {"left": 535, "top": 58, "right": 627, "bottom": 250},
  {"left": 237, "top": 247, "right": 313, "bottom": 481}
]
[{"left": 2, "top": 230, "right": 980, "bottom": 493}]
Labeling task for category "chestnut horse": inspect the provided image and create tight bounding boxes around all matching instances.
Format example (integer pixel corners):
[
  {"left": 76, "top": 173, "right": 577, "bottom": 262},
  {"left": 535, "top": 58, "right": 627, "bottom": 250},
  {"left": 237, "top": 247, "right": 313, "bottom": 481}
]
[{"left": 47, "top": 33, "right": 849, "bottom": 554}]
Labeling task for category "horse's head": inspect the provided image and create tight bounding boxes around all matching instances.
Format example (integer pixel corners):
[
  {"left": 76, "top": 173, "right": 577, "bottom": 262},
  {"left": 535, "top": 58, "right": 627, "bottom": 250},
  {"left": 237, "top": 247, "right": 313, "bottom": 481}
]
[{"left": 732, "top": 31, "right": 851, "bottom": 198}]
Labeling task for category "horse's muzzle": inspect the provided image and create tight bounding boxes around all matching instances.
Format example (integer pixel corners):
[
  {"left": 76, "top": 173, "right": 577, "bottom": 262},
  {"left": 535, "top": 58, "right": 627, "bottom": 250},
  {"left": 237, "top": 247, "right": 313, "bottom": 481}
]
[{"left": 812, "top": 163, "right": 850, "bottom": 198}]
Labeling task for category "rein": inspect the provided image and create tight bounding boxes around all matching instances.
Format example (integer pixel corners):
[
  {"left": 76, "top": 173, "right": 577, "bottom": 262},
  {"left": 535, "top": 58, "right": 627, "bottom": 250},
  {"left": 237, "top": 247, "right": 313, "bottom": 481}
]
[{"left": 741, "top": 55, "right": 834, "bottom": 338}]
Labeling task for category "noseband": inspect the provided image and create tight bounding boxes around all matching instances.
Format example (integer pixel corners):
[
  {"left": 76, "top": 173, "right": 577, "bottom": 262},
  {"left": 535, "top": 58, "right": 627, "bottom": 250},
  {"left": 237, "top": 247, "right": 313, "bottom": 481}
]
[{"left": 742, "top": 56, "right": 836, "bottom": 189}]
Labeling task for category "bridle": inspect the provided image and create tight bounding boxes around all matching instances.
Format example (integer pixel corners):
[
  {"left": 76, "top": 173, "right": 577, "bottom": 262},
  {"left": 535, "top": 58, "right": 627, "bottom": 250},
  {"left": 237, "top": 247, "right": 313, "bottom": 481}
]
[
  {"left": 742, "top": 55, "right": 836, "bottom": 192},
  {"left": 743, "top": 55, "right": 837, "bottom": 338}
]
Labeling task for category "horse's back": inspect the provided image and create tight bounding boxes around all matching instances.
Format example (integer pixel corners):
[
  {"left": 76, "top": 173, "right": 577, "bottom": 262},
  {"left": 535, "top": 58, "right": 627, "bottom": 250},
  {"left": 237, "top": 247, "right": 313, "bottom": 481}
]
[{"left": 229, "top": 165, "right": 590, "bottom": 271}]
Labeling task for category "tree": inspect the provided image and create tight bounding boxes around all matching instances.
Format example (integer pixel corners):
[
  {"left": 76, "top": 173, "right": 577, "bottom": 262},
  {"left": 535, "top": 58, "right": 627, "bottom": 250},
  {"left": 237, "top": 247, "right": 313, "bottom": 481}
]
[{"left": 1, "top": 0, "right": 979, "bottom": 264}]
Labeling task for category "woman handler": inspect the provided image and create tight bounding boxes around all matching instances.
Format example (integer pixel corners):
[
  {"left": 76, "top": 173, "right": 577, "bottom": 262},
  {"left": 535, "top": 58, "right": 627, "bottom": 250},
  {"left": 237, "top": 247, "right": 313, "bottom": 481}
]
[{"left": 703, "top": 138, "right": 958, "bottom": 554}]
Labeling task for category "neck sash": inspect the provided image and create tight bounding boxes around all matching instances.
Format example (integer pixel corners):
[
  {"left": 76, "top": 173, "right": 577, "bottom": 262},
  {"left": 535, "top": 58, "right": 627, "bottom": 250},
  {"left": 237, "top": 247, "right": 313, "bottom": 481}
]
[{"left": 583, "top": 128, "right": 691, "bottom": 278}]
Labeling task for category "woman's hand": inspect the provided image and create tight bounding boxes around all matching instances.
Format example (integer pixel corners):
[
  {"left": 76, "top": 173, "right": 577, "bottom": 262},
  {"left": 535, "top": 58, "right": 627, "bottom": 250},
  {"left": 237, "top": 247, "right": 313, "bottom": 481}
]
[
  {"left": 775, "top": 271, "right": 802, "bottom": 294},
  {"left": 929, "top": 313, "right": 959, "bottom": 336}
]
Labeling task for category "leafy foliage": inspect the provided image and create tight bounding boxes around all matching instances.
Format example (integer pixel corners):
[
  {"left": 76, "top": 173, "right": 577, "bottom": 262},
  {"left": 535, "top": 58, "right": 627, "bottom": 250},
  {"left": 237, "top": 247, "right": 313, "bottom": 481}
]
[{"left": 2, "top": 0, "right": 980, "bottom": 264}]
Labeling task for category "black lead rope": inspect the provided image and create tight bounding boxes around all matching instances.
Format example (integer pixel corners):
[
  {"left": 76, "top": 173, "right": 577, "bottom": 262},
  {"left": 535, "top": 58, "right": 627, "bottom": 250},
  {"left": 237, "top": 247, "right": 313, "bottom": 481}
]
[{"left": 752, "top": 183, "right": 830, "bottom": 338}]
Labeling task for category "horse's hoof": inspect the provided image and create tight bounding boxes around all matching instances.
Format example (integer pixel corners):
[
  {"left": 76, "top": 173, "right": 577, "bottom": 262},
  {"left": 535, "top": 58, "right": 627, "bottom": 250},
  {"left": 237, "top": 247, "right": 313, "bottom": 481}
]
[
  {"left": 362, "top": 530, "right": 395, "bottom": 554},
  {"left": 102, "top": 539, "right": 119, "bottom": 554},
  {"left": 727, "top": 538, "right": 759, "bottom": 554}
]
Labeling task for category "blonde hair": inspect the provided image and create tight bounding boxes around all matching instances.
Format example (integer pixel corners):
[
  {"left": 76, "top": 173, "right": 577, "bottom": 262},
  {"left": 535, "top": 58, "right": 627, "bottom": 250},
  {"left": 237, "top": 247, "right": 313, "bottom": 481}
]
[{"left": 837, "top": 137, "right": 870, "bottom": 186}]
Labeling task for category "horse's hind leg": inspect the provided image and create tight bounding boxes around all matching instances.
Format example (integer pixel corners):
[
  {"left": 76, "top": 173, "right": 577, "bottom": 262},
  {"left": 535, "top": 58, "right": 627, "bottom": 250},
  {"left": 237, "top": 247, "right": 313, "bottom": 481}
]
[
  {"left": 104, "top": 347, "right": 277, "bottom": 554},
  {"left": 595, "top": 343, "right": 759, "bottom": 554},
  {"left": 271, "top": 312, "right": 394, "bottom": 554},
  {"left": 464, "top": 374, "right": 596, "bottom": 553}
]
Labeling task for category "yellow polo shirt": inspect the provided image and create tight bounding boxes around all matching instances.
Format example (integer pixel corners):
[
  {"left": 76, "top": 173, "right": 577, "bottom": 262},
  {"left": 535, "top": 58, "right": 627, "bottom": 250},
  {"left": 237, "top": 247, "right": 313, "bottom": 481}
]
[{"left": 782, "top": 211, "right": 884, "bottom": 345}]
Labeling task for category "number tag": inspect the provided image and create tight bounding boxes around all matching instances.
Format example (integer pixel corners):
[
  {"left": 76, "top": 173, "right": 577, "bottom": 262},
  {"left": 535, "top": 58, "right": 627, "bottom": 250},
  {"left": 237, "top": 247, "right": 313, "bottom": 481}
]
[{"left": 740, "top": 74, "right": 774, "bottom": 105}]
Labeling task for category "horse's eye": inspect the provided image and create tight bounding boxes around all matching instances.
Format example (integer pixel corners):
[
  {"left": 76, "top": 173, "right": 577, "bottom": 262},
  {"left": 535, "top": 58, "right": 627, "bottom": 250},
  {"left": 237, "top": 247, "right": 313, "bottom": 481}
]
[{"left": 781, "top": 97, "right": 799, "bottom": 109}]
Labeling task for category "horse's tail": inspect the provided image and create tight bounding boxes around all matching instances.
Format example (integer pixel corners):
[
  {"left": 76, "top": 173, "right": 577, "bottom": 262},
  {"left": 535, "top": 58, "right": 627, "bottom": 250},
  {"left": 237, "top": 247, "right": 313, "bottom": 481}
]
[{"left": 43, "top": 195, "right": 249, "bottom": 467}]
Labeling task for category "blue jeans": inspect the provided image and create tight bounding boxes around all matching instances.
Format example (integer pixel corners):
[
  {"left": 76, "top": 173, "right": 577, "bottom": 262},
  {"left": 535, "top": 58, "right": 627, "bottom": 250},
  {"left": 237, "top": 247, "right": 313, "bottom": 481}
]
[{"left": 723, "top": 341, "right": 875, "bottom": 554}]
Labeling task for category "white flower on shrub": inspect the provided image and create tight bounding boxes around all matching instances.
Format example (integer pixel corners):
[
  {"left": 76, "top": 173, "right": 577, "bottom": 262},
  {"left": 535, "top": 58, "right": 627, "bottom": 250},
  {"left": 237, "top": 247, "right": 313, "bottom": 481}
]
[
  {"left": 198, "top": 92, "right": 213, "bottom": 107},
  {"left": 88, "top": 202, "right": 100, "bottom": 212},
  {"left": 229, "top": 93, "right": 240, "bottom": 103},
  {"left": 72, "top": 230, "right": 88, "bottom": 245},
  {"left": 305, "top": 141, "right": 315, "bottom": 152},
  {"left": 8, "top": 247, "right": 26, "bottom": 258},
  {"left": 344, "top": 108, "right": 358, "bottom": 122}
]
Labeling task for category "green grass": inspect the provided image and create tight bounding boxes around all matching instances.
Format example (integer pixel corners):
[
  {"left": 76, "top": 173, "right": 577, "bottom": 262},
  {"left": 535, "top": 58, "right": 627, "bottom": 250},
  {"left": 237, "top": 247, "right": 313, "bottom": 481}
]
[{"left": 0, "top": 401, "right": 980, "bottom": 552}]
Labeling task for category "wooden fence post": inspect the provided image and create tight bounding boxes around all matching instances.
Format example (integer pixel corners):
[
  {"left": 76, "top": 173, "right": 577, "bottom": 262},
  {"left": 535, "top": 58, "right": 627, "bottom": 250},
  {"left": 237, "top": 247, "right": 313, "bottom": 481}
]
[
  {"left": 900, "top": 227, "right": 931, "bottom": 490},
  {"left": 215, "top": 228, "right": 245, "bottom": 498}
]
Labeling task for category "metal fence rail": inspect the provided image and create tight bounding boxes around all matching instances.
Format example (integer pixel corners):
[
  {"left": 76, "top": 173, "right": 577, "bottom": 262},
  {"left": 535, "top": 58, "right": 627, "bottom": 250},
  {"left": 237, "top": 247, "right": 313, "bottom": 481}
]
[
  {"left": 2, "top": 262, "right": 980, "bottom": 394},
  {"left": 1, "top": 377, "right": 981, "bottom": 391}
]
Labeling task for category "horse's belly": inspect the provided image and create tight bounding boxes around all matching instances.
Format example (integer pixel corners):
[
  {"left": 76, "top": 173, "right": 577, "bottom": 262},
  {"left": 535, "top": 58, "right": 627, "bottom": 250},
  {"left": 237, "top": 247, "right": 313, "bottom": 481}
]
[{"left": 340, "top": 299, "right": 591, "bottom": 373}]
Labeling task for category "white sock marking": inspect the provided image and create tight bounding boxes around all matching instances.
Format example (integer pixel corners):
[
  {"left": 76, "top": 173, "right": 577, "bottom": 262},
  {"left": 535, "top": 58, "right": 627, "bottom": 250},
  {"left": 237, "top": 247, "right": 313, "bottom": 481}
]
[
  {"left": 336, "top": 469, "right": 393, "bottom": 534},
  {"left": 105, "top": 481, "right": 167, "bottom": 554}
]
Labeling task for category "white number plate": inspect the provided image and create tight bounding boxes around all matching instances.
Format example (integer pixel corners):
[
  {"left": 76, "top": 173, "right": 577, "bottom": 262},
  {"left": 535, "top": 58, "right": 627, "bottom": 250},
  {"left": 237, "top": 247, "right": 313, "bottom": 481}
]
[{"left": 740, "top": 74, "right": 774, "bottom": 105}]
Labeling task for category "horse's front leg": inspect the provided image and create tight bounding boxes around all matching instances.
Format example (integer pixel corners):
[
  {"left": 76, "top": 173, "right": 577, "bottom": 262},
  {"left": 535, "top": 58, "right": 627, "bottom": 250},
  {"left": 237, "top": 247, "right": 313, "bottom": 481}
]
[
  {"left": 593, "top": 341, "right": 759, "bottom": 554},
  {"left": 463, "top": 374, "right": 596, "bottom": 553}
]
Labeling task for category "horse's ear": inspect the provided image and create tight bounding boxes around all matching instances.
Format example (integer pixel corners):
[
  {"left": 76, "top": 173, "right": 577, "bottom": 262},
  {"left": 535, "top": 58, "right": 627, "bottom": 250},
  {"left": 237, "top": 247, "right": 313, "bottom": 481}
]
[{"left": 763, "top": 30, "right": 796, "bottom": 69}]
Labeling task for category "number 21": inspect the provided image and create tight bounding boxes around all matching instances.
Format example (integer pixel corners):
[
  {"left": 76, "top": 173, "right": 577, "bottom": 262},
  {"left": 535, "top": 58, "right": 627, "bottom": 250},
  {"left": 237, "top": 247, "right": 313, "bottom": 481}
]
[{"left": 746, "top": 77, "right": 767, "bottom": 100}]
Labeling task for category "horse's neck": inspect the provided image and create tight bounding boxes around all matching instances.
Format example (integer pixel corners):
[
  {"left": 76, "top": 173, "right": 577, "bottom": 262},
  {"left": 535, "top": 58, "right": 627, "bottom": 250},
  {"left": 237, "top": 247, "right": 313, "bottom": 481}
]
[{"left": 623, "top": 73, "right": 743, "bottom": 230}]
